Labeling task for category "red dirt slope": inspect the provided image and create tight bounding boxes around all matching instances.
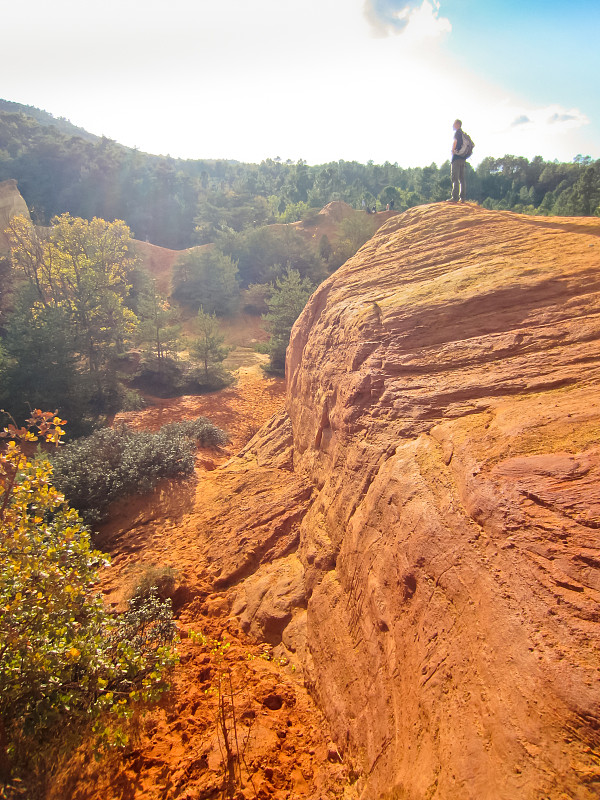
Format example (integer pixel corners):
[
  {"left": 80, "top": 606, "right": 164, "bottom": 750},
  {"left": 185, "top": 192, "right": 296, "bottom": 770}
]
[
  {"left": 165, "top": 203, "right": 600, "bottom": 799},
  {"left": 51, "top": 372, "right": 354, "bottom": 800}
]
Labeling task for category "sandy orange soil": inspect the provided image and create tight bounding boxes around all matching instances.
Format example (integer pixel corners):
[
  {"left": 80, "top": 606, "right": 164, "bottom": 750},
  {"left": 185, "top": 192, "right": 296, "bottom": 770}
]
[
  {"left": 49, "top": 368, "right": 353, "bottom": 800},
  {"left": 112, "top": 366, "right": 283, "bottom": 455}
]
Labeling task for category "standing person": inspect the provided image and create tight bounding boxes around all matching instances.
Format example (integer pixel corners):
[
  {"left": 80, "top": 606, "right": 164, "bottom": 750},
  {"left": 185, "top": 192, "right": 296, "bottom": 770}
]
[{"left": 449, "top": 119, "right": 466, "bottom": 202}]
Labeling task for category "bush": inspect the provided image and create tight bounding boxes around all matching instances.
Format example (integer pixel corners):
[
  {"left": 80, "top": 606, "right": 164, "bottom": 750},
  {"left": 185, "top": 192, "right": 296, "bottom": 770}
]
[
  {"left": 132, "top": 356, "right": 233, "bottom": 397},
  {"left": 51, "top": 417, "right": 228, "bottom": 524},
  {"left": 158, "top": 417, "right": 229, "bottom": 448},
  {"left": 187, "top": 364, "right": 234, "bottom": 392},
  {"left": 119, "top": 588, "right": 178, "bottom": 657},
  {"left": 128, "top": 565, "right": 178, "bottom": 604},
  {"left": 242, "top": 283, "right": 271, "bottom": 315},
  {"left": 119, "top": 386, "right": 147, "bottom": 411},
  {"left": 0, "top": 412, "right": 178, "bottom": 781},
  {"left": 132, "top": 356, "right": 189, "bottom": 398}
]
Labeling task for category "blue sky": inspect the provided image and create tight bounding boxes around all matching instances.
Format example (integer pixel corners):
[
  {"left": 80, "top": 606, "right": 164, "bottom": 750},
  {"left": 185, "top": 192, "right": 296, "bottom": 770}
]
[
  {"left": 440, "top": 0, "right": 599, "bottom": 129},
  {"left": 2, "top": 0, "right": 598, "bottom": 166}
]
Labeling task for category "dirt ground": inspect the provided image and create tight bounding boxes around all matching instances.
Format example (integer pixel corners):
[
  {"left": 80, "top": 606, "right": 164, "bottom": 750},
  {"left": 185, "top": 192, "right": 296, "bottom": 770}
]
[
  {"left": 47, "top": 361, "right": 355, "bottom": 800},
  {"left": 113, "top": 357, "right": 283, "bottom": 455}
]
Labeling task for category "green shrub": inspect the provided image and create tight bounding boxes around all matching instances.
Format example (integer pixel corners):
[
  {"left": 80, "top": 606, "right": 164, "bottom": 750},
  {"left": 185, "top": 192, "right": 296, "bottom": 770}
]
[
  {"left": 242, "top": 283, "right": 271, "bottom": 315},
  {"left": 128, "top": 565, "right": 178, "bottom": 604},
  {"left": 158, "top": 417, "right": 229, "bottom": 448},
  {"left": 119, "top": 386, "right": 147, "bottom": 411},
  {"left": 51, "top": 417, "right": 228, "bottom": 524},
  {"left": 133, "top": 356, "right": 233, "bottom": 397},
  {"left": 0, "top": 413, "right": 178, "bottom": 782},
  {"left": 186, "top": 364, "right": 234, "bottom": 392},
  {"left": 132, "top": 356, "right": 189, "bottom": 398},
  {"left": 119, "top": 588, "right": 178, "bottom": 658}
]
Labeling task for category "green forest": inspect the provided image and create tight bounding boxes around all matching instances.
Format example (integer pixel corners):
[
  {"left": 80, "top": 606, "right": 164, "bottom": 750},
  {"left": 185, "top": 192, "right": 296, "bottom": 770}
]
[
  {"left": 0, "top": 209, "right": 325, "bottom": 435},
  {"left": 1, "top": 102, "right": 599, "bottom": 251}
]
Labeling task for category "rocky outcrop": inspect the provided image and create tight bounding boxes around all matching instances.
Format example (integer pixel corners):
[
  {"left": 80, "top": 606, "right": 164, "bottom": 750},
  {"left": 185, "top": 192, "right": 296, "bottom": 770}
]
[
  {"left": 234, "top": 204, "right": 600, "bottom": 798},
  {"left": 0, "top": 179, "right": 30, "bottom": 253},
  {"left": 315, "top": 200, "right": 355, "bottom": 223}
]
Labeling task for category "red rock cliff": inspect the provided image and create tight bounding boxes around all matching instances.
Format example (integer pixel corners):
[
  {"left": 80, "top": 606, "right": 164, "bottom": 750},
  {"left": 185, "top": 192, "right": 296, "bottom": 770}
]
[{"left": 239, "top": 203, "right": 600, "bottom": 798}]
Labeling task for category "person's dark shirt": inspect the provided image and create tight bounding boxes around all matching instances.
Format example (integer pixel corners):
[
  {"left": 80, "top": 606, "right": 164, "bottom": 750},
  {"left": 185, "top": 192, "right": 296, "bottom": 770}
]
[{"left": 452, "top": 129, "right": 464, "bottom": 162}]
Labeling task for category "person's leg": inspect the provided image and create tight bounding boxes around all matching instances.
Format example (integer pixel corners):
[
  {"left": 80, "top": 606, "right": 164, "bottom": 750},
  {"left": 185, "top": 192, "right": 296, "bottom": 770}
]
[
  {"left": 458, "top": 160, "right": 466, "bottom": 201},
  {"left": 450, "top": 160, "right": 459, "bottom": 201}
]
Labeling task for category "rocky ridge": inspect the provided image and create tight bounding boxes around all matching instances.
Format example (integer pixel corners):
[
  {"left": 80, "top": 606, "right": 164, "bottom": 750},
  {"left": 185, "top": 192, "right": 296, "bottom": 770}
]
[{"left": 228, "top": 203, "right": 600, "bottom": 798}]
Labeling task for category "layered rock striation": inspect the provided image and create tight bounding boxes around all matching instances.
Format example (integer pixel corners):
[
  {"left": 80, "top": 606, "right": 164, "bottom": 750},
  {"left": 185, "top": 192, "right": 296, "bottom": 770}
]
[{"left": 234, "top": 203, "right": 600, "bottom": 798}]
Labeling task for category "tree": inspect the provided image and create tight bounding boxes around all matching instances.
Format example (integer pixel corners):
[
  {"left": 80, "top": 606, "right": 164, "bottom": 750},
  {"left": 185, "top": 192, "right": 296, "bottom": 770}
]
[
  {"left": 0, "top": 290, "right": 92, "bottom": 435},
  {"left": 136, "top": 282, "right": 181, "bottom": 369},
  {"left": 0, "top": 411, "right": 177, "bottom": 780},
  {"left": 171, "top": 248, "right": 239, "bottom": 315},
  {"left": 6, "top": 213, "right": 139, "bottom": 407},
  {"left": 318, "top": 234, "right": 332, "bottom": 265},
  {"left": 569, "top": 165, "right": 600, "bottom": 216},
  {"left": 0, "top": 255, "right": 13, "bottom": 330},
  {"left": 191, "top": 308, "right": 230, "bottom": 381},
  {"left": 329, "top": 211, "right": 377, "bottom": 270},
  {"left": 219, "top": 225, "right": 326, "bottom": 287},
  {"left": 242, "top": 283, "right": 271, "bottom": 315},
  {"left": 264, "top": 268, "right": 314, "bottom": 374},
  {"left": 378, "top": 185, "right": 401, "bottom": 209}
]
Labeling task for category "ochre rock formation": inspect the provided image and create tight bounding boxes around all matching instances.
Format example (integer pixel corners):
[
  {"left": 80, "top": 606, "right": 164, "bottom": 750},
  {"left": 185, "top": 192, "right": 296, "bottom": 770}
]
[
  {"left": 228, "top": 203, "right": 600, "bottom": 798},
  {"left": 46, "top": 201, "right": 600, "bottom": 799},
  {"left": 0, "top": 179, "right": 30, "bottom": 252}
]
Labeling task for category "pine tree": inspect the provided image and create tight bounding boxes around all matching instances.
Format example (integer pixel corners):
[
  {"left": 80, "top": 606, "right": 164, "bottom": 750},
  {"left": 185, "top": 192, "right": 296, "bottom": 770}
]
[
  {"left": 264, "top": 268, "right": 313, "bottom": 374},
  {"left": 172, "top": 248, "right": 239, "bottom": 315},
  {"left": 136, "top": 283, "right": 181, "bottom": 370},
  {"left": 191, "top": 307, "right": 230, "bottom": 380}
]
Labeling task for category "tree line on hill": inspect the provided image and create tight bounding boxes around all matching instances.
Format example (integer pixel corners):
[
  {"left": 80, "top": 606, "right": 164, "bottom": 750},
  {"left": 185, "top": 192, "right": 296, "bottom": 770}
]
[{"left": 1, "top": 106, "right": 599, "bottom": 251}]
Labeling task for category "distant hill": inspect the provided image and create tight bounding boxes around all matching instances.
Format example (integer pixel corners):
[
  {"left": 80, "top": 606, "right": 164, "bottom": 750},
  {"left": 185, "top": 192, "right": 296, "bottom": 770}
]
[
  {"left": 0, "top": 99, "right": 100, "bottom": 143},
  {"left": 0, "top": 99, "right": 597, "bottom": 249}
]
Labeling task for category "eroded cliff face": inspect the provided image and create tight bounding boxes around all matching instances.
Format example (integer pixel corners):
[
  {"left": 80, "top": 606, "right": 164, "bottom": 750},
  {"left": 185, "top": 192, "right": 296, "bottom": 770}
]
[{"left": 240, "top": 203, "right": 600, "bottom": 798}]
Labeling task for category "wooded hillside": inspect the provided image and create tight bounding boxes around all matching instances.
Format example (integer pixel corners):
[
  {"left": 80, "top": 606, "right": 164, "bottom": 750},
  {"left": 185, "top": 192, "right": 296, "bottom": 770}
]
[{"left": 1, "top": 104, "right": 598, "bottom": 250}]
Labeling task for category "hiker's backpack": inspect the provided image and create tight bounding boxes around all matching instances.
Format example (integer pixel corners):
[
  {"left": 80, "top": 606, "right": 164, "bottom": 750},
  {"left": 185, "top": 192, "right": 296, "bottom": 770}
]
[{"left": 456, "top": 131, "right": 475, "bottom": 159}]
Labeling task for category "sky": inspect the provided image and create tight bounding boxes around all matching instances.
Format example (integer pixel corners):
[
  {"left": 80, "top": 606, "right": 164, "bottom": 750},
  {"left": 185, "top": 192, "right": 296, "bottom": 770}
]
[{"left": 2, "top": 0, "right": 599, "bottom": 167}]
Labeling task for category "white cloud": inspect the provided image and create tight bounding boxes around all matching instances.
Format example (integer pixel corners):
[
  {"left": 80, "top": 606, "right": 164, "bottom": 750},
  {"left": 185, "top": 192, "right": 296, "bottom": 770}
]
[
  {"left": 467, "top": 101, "right": 591, "bottom": 163},
  {"left": 364, "top": 0, "right": 450, "bottom": 40}
]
